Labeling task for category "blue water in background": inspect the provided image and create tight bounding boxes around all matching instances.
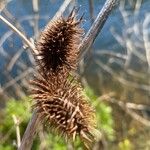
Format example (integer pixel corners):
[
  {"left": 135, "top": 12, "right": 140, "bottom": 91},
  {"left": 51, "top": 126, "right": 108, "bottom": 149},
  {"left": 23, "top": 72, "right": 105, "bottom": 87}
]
[
  {"left": 0, "top": 0, "right": 149, "bottom": 84},
  {"left": 2, "top": 0, "right": 148, "bottom": 49}
]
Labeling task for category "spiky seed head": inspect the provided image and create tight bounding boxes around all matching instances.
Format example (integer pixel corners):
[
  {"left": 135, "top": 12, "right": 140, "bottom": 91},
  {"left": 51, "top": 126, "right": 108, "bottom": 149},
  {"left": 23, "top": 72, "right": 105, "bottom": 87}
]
[
  {"left": 30, "top": 74, "right": 98, "bottom": 148},
  {"left": 34, "top": 10, "right": 83, "bottom": 75},
  {"left": 31, "top": 9, "right": 99, "bottom": 149}
]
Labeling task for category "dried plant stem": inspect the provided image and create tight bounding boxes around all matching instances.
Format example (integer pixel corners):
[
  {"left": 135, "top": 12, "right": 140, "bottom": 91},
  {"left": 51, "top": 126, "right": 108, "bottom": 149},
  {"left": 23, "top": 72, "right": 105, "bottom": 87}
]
[
  {"left": 0, "top": 68, "right": 33, "bottom": 93},
  {"left": 18, "top": 111, "right": 40, "bottom": 150},
  {"left": 18, "top": 0, "right": 118, "bottom": 150},
  {"left": 32, "top": 0, "right": 39, "bottom": 38},
  {"left": 143, "top": 14, "right": 150, "bottom": 70},
  {"left": 12, "top": 115, "right": 21, "bottom": 149},
  {"left": 78, "top": 0, "right": 118, "bottom": 61},
  {"left": 52, "top": 0, "right": 74, "bottom": 20},
  {"left": 94, "top": 59, "right": 150, "bottom": 91},
  {"left": 88, "top": 0, "right": 94, "bottom": 24},
  {"left": 103, "top": 98, "right": 150, "bottom": 126},
  {"left": 0, "top": 15, "right": 35, "bottom": 51}
]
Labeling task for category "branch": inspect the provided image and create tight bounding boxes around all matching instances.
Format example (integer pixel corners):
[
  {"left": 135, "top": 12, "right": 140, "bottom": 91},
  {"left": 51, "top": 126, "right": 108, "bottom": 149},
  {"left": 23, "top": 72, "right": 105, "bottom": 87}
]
[
  {"left": 18, "top": 111, "right": 40, "bottom": 150},
  {"left": 0, "top": 15, "right": 35, "bottom": 51},
  {"left": 12, "top": 115, "right": 21, "bottom": 149},
  {"left": 104, "top": 98, "right": 150, "bottom": 127},
  {"left": 88, "top": 0, "right": 94, "bottom": 24},
  {"left": 52, "top": 0, "right": 74, "bottom": 20},
  {"left": 143, "top": 14, "right": 150, "bottom": 70},
  {"left": 0, "top": 68, "right": 33, "bottom": 93},
  {"left": 78, "top": 0, "right": 118, "bottom": 62},
  {"left": 94, "top": 59, "right": 150, "bottom": 91}
]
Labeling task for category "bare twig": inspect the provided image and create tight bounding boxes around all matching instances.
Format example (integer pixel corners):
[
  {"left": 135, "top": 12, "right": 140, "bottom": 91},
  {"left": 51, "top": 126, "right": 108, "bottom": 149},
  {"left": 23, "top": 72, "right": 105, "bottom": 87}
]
[
  {"left": 32, "top": 0, "right": 39, "bottom": 13},
  {"left": 38, "top": 126, "right": 48, "bottom": 150},
  {"left": 3, "top": 8, "right": 26, "bottom": 33},
  {"left": 32, "top": 0, "right": 39, "bottom": 38},
  {"left": 94, "top": 50, "right": 127, "bottom": 60},
  {"left": 0, "top": 15, "right": 35, "bottom": 51},
  {"left": 4, "top": 70, "right": 26, "bottom": 98},
  {"left": 6, "top": 48, "right": 24, "bottom": 71},
  {"left": 18, "top": 111, "right": 40, "bottom": 150},
  {"left": 88, "top": 0, "right": 94, "bottom": 24},
  {"left": 78, "top": 0, "right": 118, "bottom": 61},
  {"left": 103, "top": 98, "right": 150, "bottom": 126},
  {"left": 123, "top": 107, "right": 150, "bottom": 127},
  {"left": 0, "top": 30, "right": 31, "bottom": 70},
  {"left": 12, "top": 115, "right": 21, "bottom": 149},
  {"left": 126, "top": 102, "right": 150, "bottom": 111},
  {"left": 94, "top": 59, "right": 150, "bottom": 91},
  {"left": 94, "top": 50, "right": 148, "bottom": 80},
  {"left": 143, "top": 14, "right": 150, "bottom": 70},
  {"left": 98, "top": 92, "right": 116, "bottom": 100},
  {"left": 0, "top": 68, "right": 33, "bottom": 93},
  {"left": 52, "top": 0, "right": 74, "bottom": 20},
  {"left": 0, "top": 0, "right": 7, "bottom": 12},
  {"left": 0, "top": 125, "right": 14, "bottom": 144}
]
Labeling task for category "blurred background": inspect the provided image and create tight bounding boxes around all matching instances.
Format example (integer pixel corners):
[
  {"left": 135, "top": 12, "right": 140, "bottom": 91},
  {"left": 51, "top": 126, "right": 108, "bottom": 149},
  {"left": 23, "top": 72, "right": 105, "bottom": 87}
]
[{"left": 0, "top": 0, "right": 150, "bottom": 149}]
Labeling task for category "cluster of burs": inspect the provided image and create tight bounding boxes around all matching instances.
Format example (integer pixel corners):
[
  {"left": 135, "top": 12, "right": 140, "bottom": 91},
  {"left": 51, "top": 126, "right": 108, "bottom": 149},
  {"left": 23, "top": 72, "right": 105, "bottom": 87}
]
[{"left": 31, "top": 9, "right": 98, "bottom": 149}]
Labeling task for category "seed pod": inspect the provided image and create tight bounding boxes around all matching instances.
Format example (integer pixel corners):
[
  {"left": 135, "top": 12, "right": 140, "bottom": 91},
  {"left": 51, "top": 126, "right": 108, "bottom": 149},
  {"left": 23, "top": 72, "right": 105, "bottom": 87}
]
[
  {"left": 30, "top": 74, "right": 98, "bottom": 148},
  {"left": 31, "top": 9, "right": 99, "bottom": 149},
  {"left": 34, "top": 9, "right": 83, "bottom": 75}
]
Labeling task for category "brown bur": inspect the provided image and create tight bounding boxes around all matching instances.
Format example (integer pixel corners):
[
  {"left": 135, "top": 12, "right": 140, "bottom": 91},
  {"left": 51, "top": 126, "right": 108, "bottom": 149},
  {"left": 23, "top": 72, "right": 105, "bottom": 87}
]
[
  {"left": 31, "top": 74, "right": 97, "bottom": 148},
  {"left": 31, "top": 9, "right": 99, "bottom": 149},
  {"left": 34, "top": 9, "right": 83, "bottom": 75}
]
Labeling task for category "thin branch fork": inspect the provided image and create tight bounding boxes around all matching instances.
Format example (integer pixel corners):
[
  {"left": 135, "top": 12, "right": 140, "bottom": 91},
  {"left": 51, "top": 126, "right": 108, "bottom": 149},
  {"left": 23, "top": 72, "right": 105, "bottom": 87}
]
[
  {"left": 102, "top": 97, "right": 150, "bottom": 127},
  {"left": 0, "top": 15, "right": 35, "bottom": 51}
]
